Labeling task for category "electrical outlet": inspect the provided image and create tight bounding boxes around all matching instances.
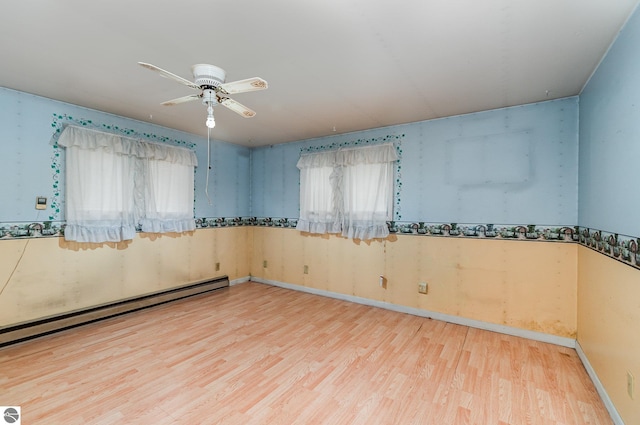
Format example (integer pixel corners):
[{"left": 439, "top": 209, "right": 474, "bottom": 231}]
[
  {"left": 418, "top": 282, "right": 428, "bottom": 294},
  {"left": 263, "top": 260, "right": 268, "bottom": 268},
  {"left": 628, "top": 371, "right": 635, "bottom": 399},
  {"left": 303, "top": 265, "right": 309, "bottom": 274},
  {"left": 215, "top": 262, "right": 220, "bottom": 271}
]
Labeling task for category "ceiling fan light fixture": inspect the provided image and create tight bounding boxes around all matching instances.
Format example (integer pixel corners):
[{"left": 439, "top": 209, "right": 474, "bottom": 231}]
[
  {"left": 138, "top": 62, "right": 267, "bottom": 127},
  {"left": 205, "top": 105, "right": 216, "bottom": 129}
]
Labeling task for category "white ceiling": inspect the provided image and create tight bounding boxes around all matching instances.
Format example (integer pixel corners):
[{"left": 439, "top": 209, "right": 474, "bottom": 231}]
[{"left": 1, "top": 0, "right": 638, "bottom": 147}]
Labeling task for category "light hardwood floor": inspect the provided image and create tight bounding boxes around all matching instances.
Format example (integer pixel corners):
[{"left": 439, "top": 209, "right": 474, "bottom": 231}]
[{"left": 0, "top": 282, "right": 611, "bottom": 424}]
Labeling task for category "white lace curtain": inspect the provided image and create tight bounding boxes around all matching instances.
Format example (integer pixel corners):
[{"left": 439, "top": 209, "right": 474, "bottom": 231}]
[
  {"left": 57, "top": 125, "right": 197, "bottom": 243},
  {"left": 296, "top": 143, "right": 397, "bottom": 240}
]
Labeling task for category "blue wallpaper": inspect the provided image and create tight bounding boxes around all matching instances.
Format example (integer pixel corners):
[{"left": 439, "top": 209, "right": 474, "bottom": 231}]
[
  {"left": 250, "top": 97, "right": 579, "bottom": 228},
  {"left": 579, "top": 5, "right": 640, "bottom": 237},
  {"left": 196, "top": 139, "right": 251, "bottom": 218},
  {"left": 249, "top": 143, "right": 301, "bottom": 219}
]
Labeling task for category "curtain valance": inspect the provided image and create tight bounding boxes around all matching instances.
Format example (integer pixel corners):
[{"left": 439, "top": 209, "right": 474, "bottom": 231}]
[
  {"left": 297, "top": 143, "right": 397, "bottom": 169},
  {"left": 58, "top": 125, "right": 197, "bottom": 166}
]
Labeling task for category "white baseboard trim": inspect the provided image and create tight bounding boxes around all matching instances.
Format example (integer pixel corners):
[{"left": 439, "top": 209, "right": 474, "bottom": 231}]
[
  {"left": 230, "top": 276, "right": 251, "bottom": 286},
  {"left": 575, "top": 341, "right": 624, "bottom": 425},
  {"left": 251, "top": 277, "right": 576, "bottom": 349}
]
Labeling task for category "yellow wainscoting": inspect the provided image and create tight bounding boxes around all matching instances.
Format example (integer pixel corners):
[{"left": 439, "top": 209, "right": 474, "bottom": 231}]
[
  {"left": 251, "top": 227, "right": 577, "bottom": 338},
  {"left": 578, "top": 246, "right": 640, "bottom": 425},
  {"left": 0, "top": 227, "right": 250, "bottom": 327}
]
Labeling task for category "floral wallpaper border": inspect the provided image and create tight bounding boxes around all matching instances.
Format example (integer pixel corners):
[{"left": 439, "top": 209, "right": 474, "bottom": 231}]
[
  {"left": 4, "top": 217, "right": 639, "bottom": 270},
  {"left": 577, "top": 227, "right": 640, "bottom": 267}
]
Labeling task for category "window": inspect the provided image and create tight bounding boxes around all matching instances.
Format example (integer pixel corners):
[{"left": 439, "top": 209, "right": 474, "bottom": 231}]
[
  {"left": 297, "top": 150, "right": 341, "bottom": 234},
  {"left": 58, "top": 125, "right": 197, "bottom": 243},
  {"left": 296, "top": 143, "right": 397, "bottom": 240},
  {"left": 140, "top": 155, "right": 196, "bottom": 233}
]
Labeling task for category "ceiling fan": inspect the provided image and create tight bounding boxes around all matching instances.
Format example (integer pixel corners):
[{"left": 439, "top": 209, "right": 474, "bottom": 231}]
[{"left": 138, "top": 62, "right": 268, "bottom": 128}]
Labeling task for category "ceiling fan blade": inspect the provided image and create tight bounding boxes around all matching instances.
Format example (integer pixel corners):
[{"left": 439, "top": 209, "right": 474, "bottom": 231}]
[
  {"left": 161, "top": 94, "right": 200, "bottom": 106},
  {"left": 219, "top": 97, "right": 256, "bottom": 118},
  {"left": 138, "top": 62, "right": 201, "bottom": 91},
  {"left": 219, "top": 77, "right": 268, "bottom": 95}
]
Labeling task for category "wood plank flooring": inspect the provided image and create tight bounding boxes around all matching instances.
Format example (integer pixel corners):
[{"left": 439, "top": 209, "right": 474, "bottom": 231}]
[{"left": 0, "top": 282, "right": 611, "bottom": 424}]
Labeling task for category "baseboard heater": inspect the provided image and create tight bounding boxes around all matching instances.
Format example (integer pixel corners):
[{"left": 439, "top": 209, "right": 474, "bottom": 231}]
[{"left": 0, "top": 275, "right": 229, "bottom": 347}]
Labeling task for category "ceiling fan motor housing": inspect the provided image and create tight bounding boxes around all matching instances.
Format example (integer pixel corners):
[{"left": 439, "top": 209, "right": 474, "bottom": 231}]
[{"left": 192, "top": 64, "right": 226, "bottom": 88}]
